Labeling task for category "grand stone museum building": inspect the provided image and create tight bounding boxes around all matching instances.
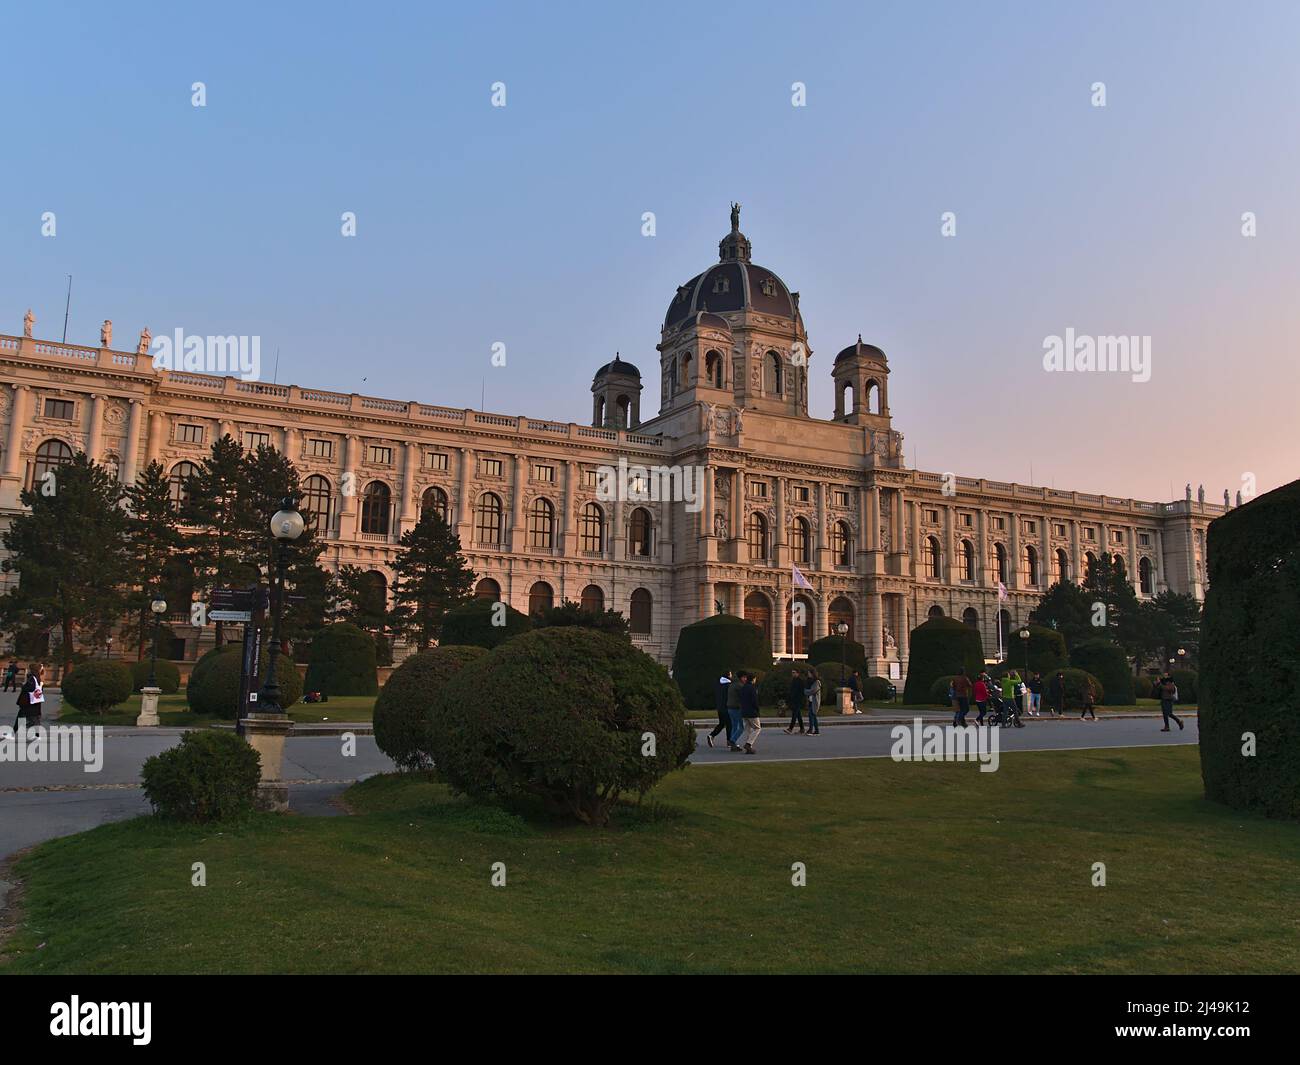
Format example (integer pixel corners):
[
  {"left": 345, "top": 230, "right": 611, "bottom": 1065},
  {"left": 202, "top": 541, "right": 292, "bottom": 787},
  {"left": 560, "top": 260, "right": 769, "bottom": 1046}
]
[{"left": 0, "top": 208, "right": 1222, "bottom": 679}]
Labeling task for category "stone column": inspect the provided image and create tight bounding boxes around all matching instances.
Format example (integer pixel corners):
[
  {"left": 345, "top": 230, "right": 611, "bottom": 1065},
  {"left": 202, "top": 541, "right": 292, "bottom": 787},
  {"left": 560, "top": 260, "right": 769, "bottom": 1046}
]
[
  {"left": 455, "top": 446, "right": 473, "bottom": 541},
  {"left": 1008, "top": 511, "right": 1020, "bottom": 590},
  {"left": 399, "top": 442, "right": 419, "bottom": 535},
  {"left": 977, "top": 509, "right": 988, "bottom": 584},
  {"left": 3, "top": 385, "right": 29, "bottom": 478},
  {"left": 868, "top": 486, "right": 881, "bottom": 551},
  {"left": 1155, "top": 528, "right": 1166, "bottom": 591},
  {"left": 944, "top": 504, "right": 957, "bottom": 584},
  {"left": 146, "top": 410, "right": 165, "bottom": 465},
  {"left": 510, "top": 453, "right": 526, "bottom": 551},
  {"left": 773, "top": 475, "right": 786, "bottom": 566},
  {"left": 341, "top": 436, "right": 359, "bottom": 521},
  {"left": 121, "top": 399, "right": 142, "bottom": 484},
  {"left": 866, "top": 591, "right": 883, "bottom": 670},
  {"left": 730, "top": 468, "right": 743, "bottom": 548},
  {"left": 897, "top": 597, "right": 910, "bottom": 670},
  {"left": 773, "top": 589, "right": 788, "bottom": 656},
  {"left": 563, "top": 460, "right": 578, "bottom": 555},
  {"left": 814, "top": 591, "right": 828, "bottom": 641},
  {"left": 1071, "top": 519, "right": 1082, "bottom": 583},
  {"left": 86, "top": 394, "right": 104, "bottom": 463},
  {"left": 908, "top": 496, "right": 920, "bottom": 577},
  {"left": 698, "top": 462, "right": 712, "bottom": 539},
  {"left": 284, "top": 426, "right": 299, "bottom": 460},
  {"left": 815, "top": 481, "right": 827, "bottom": 569}
]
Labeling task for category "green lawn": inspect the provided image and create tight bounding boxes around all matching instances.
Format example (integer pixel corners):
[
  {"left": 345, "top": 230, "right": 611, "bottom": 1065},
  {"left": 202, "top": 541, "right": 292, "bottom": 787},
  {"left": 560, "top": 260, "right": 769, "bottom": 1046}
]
[
  {"left": 2, "top": 746, "right": 1295, "bottom": 974},
  {"left": 55, "top": 693, "right": 377, "bottom": 726}
]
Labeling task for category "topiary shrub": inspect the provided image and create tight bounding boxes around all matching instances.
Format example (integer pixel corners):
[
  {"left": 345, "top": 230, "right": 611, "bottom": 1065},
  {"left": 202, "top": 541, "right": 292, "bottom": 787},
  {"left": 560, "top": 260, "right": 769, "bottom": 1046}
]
[
  {"left": 187, "top": 645, "right": 302, "bottom": 718},
  {"left": 439, "top": 598, "right": 531, "bottom": 650},
  {"left": 929, "top": 674, "right": 958, "bottom": 705},
  {"left": 373, "top": 644, "right": 487, "bottom": 770},
  {"left": 861, "top": 675, "right": 896, "bottom": 700},
  {"left": 61, "top": 660, "right": 134, "bottom": 714},
  {"left": 431, "top": 627, "right": 695, "bottom": 826},
  {"left": 1170, "top": 669, "right": 1198, "bottom": 704},
  {"left": 672, "top": 613, "right": 771, "bottom": 710},
  {"left": 756, "top": 662, "right": 803, "bottom": 711},
  {"left": 1199, "top": 478, "right": 1300, "bottom": 820},
  {"left": 1068, "top": 639, "right": 1135, "bottom": 705},
  {"left": 129, "top": 658, "right": 181, "bottom": 694},
  {"left": 1007, "top": 624, "right": 1069, "bottom": 675},
  {"left": 303, "top": 623, "right": 378, "bottom": 696},
  {"left": 903, "top": 618, "right": 984, "bottom": 704},
  {"left": 807, "top": 635, "right": 866, "bottom": 671},
  {"left": 532, "top": 600, "right": 630, "bottom": 638},
  {"left": 140, "top": 730, "right": 262, "bottom": 822}
]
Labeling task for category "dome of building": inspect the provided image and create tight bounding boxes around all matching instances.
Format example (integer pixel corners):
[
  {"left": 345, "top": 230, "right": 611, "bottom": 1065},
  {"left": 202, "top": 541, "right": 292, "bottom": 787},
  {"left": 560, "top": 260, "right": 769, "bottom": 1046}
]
[
  {"left": 593, "top": 353, "right": 639, "bottom": 379},
  {"left": 663, "top": 204, "right": 802, "bottom": 330},
  {"left": 835, "top": 335, "right": 886, "bottom": 364}
]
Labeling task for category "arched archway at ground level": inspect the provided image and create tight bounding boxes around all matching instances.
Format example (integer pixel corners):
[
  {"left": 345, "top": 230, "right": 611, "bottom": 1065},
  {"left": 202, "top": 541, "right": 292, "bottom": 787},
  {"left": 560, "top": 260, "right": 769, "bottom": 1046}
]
[
  {"left": 786, "top": 594, "right": 815, "bottom": 656},
  {"left": 928, "top": 604, "right": 945, "bottom": 620},
  {"left": 828, "top": 596, "right": 854, "bottom": 640},
  {"left": 744, "top": 591, "right": 772, "bottom": 643},
  {"left": 475, "top": 578, "right": 500, "bottom": 601}
]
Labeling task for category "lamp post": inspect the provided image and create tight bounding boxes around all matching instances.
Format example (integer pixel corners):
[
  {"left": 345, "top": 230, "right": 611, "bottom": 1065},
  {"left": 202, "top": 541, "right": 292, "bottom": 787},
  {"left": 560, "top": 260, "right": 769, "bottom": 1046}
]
[
  {"left": 137, "top": 596, "right": 168, "bottom": 727},
  {"left": 836, "top": 621, "right": 849, "bottom": 685},
  {"left": 256, "top": 498, "right": 305, "bottom": 715},
  {"left": 148, "top": 597, "right": 167, "bottom": 688},
  {"left": 1019, "top": 627, "right": 1030, "bottom": 676}
]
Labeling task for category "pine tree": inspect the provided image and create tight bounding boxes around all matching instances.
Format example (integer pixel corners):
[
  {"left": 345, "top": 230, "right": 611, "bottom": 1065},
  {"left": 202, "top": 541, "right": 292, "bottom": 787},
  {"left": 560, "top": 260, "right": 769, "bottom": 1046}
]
[
  {"left": 333, "top": 565, "right": 391, "bottom": 634},
  {"left": 0, "top": 453, "right": 131, "bottom": 673},
  {"left": 124, "top": 460, "right": 187, "bottom": 658},
  {"left": 1027, "top": 580, "right": 1094, "bottom": 648},
  {"left": 1082, "top": 553, "right": 1142, "bottom": 661},
  {"left": 388, "top": 512, "right": 476, "bottom": 650}
]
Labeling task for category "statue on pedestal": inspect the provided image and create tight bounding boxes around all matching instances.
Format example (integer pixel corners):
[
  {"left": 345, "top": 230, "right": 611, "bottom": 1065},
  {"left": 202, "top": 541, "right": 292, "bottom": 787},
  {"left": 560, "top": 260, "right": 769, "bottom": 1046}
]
[
  {"left": 101, "top": 319, "right": 113, "bottom": 347},
  {"left": 23, "top": 309, "right": 34, "bottom": 337},
  {"left": 137, "top": 327, "right": 151, "bottom": 355}
]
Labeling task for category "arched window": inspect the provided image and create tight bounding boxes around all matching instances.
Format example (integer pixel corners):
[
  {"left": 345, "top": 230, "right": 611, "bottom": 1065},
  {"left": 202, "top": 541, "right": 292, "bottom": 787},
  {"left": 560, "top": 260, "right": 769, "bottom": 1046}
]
[
  {"left": 928, "top": 604, "right": 945, "bottom": 620},
  {"left": 705, "top": 350, "right": 724, "bottom": 388},
  {"left": 630, "top": 588, "right": 653, "bottom": 634},
  {"left": 1055, "top": 548, "right": 1070, "bottom": 584},
  {"left": 791, "top": 517, "right": 811, "bottom": 564},
  {"left": 580, "top": 584, "right": 604, "bottom": 614},
  {"left": 528, "top": 580, "right": 554, "bottom": 617},
  {"left": 962, "top": 607, "right": 980, "bottom": 628},
  {"left": 926, "top": 536, "right": 942, "bottom": 580},
  {"left": 840, "top": 381, "right": 856, "bottom": 417},
  {"left": 829, "top": 596, "right": 855, "bottom": 639},
  {"left": 475, "top": 577, "right": 500, "bottom": 601},
  {"left": 1139, "top": 556, "right": 1154, "bottom": 595},
  {"left": 628, "top": 507, "right": 652, "bottom": 556},
  {"left": 961, "top": 539, "right": 976, "bottom": 582},
  {"left": 33, "top": 440, "right": 74, "bottom": 488},
  {"left": 765, "top": 351, "right": 783, "bottom": 394},
  {"left": 747, "top": 512, "right": 769, "bottom": 560},
  {"left": 830, "top": 521, "right": 852, "bottom": 566},
  {"left": 993, "top": 543, "right": 1008, "bottom": 585},
  {"left": 669, "top": 357, "right": 678, "bottom": 389},
  {"left": 528, "top": 497, "right": 555, "bottom": 549},
  {"left": 303, "top": 474, "right": 332, "bottom": 533},
  {"left": 865, "top": 380, "right": 881, "bottom": 414},
  {"left": 421, "top": 486, "right": 449, "bottom": 524},
  {"left": 787, "top": 594, "right": 815, "bottom": 655},
  {"left": 744, "top": 591, "right": 771, "bottom": 641},
  {"left": 1083, "top": 552, "right": 1097, "bottom": 583},
  {"left": 1023, "top": 545, "right": 1039, "bottom": 587},
  {"left": 579, "top": 502, "right": 605, "bottom": 553},
  {"left": 361, "top": 480, "right": 391, "bottom": 535},
  {"left": 475, "top": 492, "right": 503, "bottom": 546},
  {"left": 168, "top": 460, "right": 201, "bottom": 509},
  {"left": 365, "top": 571, "right": 388, "bottom": 613},
  {"left": 680, "top": 353, "right": 692, "bottom": 388},
  {"left": 615, "top": 394, "right": 631, "bottom": 429}
]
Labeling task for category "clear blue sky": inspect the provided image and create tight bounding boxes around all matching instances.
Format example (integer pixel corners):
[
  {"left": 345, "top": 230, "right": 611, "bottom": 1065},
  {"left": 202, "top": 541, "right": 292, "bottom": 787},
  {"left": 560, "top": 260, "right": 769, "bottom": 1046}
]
[{"left": 3, "top": 0, "right": 1297, "bottom": 501}]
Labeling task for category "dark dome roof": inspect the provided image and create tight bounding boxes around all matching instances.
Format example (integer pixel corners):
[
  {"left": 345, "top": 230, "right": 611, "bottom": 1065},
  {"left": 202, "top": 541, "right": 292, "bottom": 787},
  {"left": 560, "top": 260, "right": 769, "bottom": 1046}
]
[
  {"left": 835, "top": 335, "right": 887, "bottom": 364},
  {"left": 663, "top": 205, "right": 801, "bottom": 330},
  {"left": 682, "top": 309, "right": 732, "bottom": 333},
  {"left": 594, "top": 354, "right": 639, "bottom": 379}
]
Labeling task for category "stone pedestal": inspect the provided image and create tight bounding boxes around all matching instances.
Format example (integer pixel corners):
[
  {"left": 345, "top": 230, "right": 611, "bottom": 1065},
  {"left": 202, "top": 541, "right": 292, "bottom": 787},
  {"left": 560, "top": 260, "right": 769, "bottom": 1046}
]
[
  {"left": 839, "top": 687, "right": 855, "bottom": 715},
  {"left": 136, "top": 686, "right": 162, "bottom": 727},
  {"left": 239, "top": 712, "right": 293, "bottom": 813}
]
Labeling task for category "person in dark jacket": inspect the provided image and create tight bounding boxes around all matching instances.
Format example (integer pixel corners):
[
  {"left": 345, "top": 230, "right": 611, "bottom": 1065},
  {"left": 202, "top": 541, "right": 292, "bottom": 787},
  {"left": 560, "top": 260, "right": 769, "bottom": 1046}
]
[
  {"left": 1158, "top": 674, "right": 1184, "bottom": 732},
  {"left": 1048, "top": 671, "right": 1065, "bottom": 717},
  {"left": 724, "top": 671, "right": 744, "bottom": 751},
  {"left": 784, "top": 669, "right": 806, "bottom": 734},
  {"left": 14, "top": 662, "right": 45, "bottom": 729},
  {"left": 707, "top": 671, "right": 733, "bottom": 748},
  {"left": 738, "top": 672, "right": 762, "bottom": 754},
  {"left": 2, "top": 660, "right": 18, "bottom": 693}
]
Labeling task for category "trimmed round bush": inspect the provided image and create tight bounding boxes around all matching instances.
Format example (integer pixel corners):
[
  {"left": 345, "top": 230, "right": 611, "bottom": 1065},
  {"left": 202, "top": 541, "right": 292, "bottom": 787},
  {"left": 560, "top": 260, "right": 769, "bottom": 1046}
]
[
  {"left": 1170, "top": 669, "right": 1198, "bottom": 704},
  {"left": 1199, "top": 479, "right": 1300, "bottom": 820},
  {"left": 129, "top": 658, "right": 180, "bottom": 694},
  {"left": 861, "top": 675, "right": 895, "bottom": 700},
  {"left": 373, "top": 644, "right": 487, "bottom": 770},
  {"left": 929, "top": 674, "right": 958, "bottom": 705},
  {"left": 903, "top": 618, "right": 985, "bottom": 705},
  {"left": 303, "top": 623, "right": 378, "bottom": 696},
  {"left": 141, "top": 730, "right": 262, "bottom": 822},
  {"left": 1069, "top": 639, "right": 1135, "bottom": 705},
  {"left": 1005, "top": 624, "right": 1068, "bottom": 675},
  {"left": 672, "top": 613, "right": 772, "bottom": 710},
  {"left": 187, "top": 645, "right": 302, "bottom": 718},
  {"left": 439, "top": 598, "right": 531, "bottom": 650},
  {"left": 431, "top": 627, "right": 695, "bottom": 825},
  {"left": 807, "top": 635, "right": 866, "bottom": 671},
  {"left": 62, "top": 660, "right": 133, "bottom": 714}
]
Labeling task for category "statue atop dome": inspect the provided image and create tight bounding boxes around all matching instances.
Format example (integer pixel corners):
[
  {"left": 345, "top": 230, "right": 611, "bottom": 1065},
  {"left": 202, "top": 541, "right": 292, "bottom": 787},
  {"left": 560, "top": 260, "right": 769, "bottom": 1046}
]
[{"left": 730, "top": 201, "right": 740, "bottom": 231}]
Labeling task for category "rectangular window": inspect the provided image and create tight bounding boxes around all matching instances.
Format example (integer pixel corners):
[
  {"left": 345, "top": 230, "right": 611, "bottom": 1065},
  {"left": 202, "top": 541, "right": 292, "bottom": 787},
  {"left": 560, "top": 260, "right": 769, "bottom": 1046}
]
[
  {"left": 369, "top": 445, "right": 393, "bottom": 465},
  {"left": 961, "top": 513, "right": 973, "bottom": 528},
  {"left": 1084, "top": 527, "right": 1096, "bottom": 541},
  {"left": 44, "top": 398, "right": 75, "bottom": 420},
  {"left": 425, "top": 451, "right": 449, "bottom": 471},
  {"left": 794, "top": 486, "right": 810, "bottom": 502},
  {"left": 832, "top": 490, "right": 850, "bottom": 508},
  {"left": 925, "top": 508, "right": 940, "bottom": 523},
  {"left": 1139, "top": 532, "right": 1151, "bottom": 547},
  {"left": 583, "top": 469, "right": 599, "bottom": 488},
  {"left": 1054, "top": 523, "right": 1066, "bottom": 537},
  {"left": 992, "top": 516, "right": 1005, "bottom": 531},
  {"left": 1023, "top": 520, "right": 1037, "bottom": 535},
  {"left": 750, "top": 480, "right": 768, "bottom": 498},
  {"left": 178, "top": 424, "right": 204, "bottom": 444},
  {"left": 482, "top": 458, "right": 503, "bottom": 477},
  {"left": 1113, "top": 530, "right": 1124, "bottom": 544},
  {"left": 534, "top": 464, "right": 555, "bottom": 483},
  {"left": 244, "top": 432, "right": 270, "bottom": 450},
  {"left": 309, "top": 438, "right": 334, "bottom": 459}
]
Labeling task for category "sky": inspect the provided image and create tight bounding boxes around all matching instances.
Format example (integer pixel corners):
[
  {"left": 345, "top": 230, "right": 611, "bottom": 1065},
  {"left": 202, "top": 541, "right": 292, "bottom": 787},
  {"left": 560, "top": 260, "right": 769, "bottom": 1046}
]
[{"left": 2, "top": 0, "right": 1297, "bottom": 503}]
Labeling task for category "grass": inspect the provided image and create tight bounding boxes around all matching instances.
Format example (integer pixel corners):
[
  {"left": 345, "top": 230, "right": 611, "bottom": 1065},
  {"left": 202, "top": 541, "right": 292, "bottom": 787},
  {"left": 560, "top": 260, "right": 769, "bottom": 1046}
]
[
  {"left": 2, "top": 746, "right": 1296, "bottom": 974},
  {"left": 55, "top": 693, "right": 377, "bottom": 726}
]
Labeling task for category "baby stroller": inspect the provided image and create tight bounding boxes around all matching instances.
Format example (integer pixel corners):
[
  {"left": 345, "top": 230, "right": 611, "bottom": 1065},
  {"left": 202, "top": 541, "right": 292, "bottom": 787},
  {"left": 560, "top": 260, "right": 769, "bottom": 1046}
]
[{"left": 987, "top": 690, "right": 1024, "bottom": 728}]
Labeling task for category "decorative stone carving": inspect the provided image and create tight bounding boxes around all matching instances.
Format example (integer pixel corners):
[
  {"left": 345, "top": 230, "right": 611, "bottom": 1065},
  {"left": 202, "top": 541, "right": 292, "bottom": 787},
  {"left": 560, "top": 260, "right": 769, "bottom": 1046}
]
[
  {"left": 714, "top": 512, "right": 727, "bottom": 538},
  {"left": 138, "top": 327, "right": 151, "bottom": 355},
  {"left": 104, "top": 401, "right": 128, "bottom": 426},
  {"left": 23, "top": 309, "right": 34, "bottom": 337},
  {"left": 101, "top": 320, "right": 112, "bottom": 347}
]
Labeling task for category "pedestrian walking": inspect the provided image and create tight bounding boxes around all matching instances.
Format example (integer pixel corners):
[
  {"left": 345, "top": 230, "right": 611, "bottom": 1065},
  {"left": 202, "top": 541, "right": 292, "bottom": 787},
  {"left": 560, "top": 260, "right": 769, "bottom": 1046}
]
[
  {"left": 2, "top": 660, "right": 18, "bottom": 693},
  {"left": 784, "top": 669, "right": 806, "bottom": 733},
  {"left": 1028, "top": 672, "right": 1043, "bottom": 716},
  {"left": 1048, "top": 670, "right": 1065, "bottom": 717},
  {"left": 849, "top": 670, "right": 864, "bottom": 714},
  {"left": 1158, "top": 674, "right": 1184, "bottom": 731},
  {"left": 739, "top": 671, "right": 762, "bottom": 754},
  {"left": 952, "top": 669, "right": 973, "bottom": 726},
  {"left": 14, "top": 662, "right": 45, "bottom": 729},
  {"left": 1080, "top": 676, "right": 1097, "bottom": 721},
  {"left": 806, "top": 672, "right": 823, "bottom": 735},
  {"left": 725, "top": 669, "right": 744, "bottom": 751},
  {"left": 707, "top": 671, "right": 733, "bottom": 748},
  {"left": 973, "top": 673, "right": 989, "bottom": 725}
]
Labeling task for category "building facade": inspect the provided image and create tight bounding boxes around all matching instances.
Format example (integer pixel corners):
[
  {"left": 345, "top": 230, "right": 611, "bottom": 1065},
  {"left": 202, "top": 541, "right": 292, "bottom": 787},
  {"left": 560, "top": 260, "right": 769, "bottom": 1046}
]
[{"left": 0, "top": 208, "right": 1224, "bottom": 677}]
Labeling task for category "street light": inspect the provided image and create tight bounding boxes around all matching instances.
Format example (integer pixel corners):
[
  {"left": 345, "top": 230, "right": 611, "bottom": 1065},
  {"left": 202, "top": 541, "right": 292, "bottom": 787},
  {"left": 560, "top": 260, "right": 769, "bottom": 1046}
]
[
  {"left": 256, "top": 497, "right": 304, "bottom": 715},
  {"left": 836, "top": 621, "right": 849, "bottom": 685},
  {"left": 1019, "top": 627, "right": 1030, "bottom": 676},
  {"left": 148, "top": 597, "right": 167, "bottom": 688}
]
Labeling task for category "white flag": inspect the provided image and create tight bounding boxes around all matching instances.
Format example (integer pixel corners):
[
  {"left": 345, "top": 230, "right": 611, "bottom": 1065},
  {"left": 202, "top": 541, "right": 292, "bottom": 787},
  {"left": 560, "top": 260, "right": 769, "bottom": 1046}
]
[
  {"left": 997, "top": 581, "right": 1008, "bottom": 601},
  {"left": 792, "top": 564, "right": 813, "bottom": 590}
]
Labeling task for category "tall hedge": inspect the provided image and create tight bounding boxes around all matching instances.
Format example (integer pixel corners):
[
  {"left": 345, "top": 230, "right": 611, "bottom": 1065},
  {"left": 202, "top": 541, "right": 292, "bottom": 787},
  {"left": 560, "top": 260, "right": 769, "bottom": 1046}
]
[
  {"left": 1003, "top": 623, "right": 1068, "bottom": 675},
  {"left": 373, "top": 644, "right": 486, "bottom": 770},
  {"left": 807, "top": 635, "right": 866, "bottom": 671},
  {"left": 672, "top": 613, "right": 771, "bottom": 710},
  {"left": 1199, "top": 479, "right": 1300, "bottom": 820},
  {"left": 1069, "top": 639, "right": 1135, "bottom": 705},
  {"left": 903, "top": 617, "right": 984, "bottom": 705},
  {"left": 439, "top": 598, "right": 531, "bottom": 650},
  {"left": 303, "top": 623, "right": 378, "bottom": 695}
]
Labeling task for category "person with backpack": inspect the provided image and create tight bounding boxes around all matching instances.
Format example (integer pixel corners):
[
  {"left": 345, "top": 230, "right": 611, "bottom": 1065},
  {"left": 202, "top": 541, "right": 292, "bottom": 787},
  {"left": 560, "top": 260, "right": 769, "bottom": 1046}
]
[
  {"left": 14, "top": 662, "right": 45, "bottom": 729},
  {"left": 1158, "top": 674, "right": 1184, "bottom": 732},
  {"left": 738, "top": 671, "right": 762, "bottom": 754},
  {"left": 784, "top": 669, "right": 806, "bottom": 734},
  {"left": 2, "top": 660, "right": 18, "bottom": 693},
  {"left": 707, "top": 671, "right": 733, "bottom": 748},
  {"left": 806, "top": 672, "right": 823, "bottom": 735}
]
